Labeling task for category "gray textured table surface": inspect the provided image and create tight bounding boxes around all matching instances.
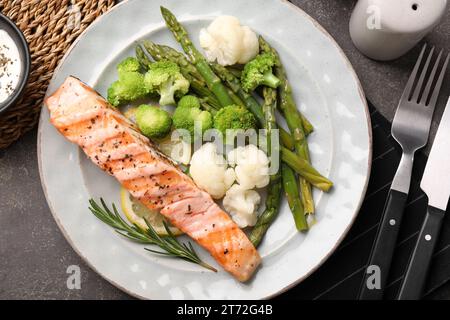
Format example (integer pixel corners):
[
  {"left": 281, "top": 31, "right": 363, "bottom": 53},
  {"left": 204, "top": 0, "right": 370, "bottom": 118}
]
[{"left": 0, "top": 0, "right": 449, "bottom": 300}]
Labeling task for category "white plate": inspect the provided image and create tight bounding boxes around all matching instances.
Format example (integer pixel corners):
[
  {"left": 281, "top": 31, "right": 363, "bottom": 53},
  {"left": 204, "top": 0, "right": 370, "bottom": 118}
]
[{"left": 38, "top": 0, "right": 372, "bottom": 300}]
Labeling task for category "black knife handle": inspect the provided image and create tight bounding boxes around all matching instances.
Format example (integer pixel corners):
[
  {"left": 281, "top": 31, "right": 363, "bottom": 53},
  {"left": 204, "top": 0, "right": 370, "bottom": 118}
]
[
  {"left": 397, "top": 206, "right": 445, "bottom": 300},
  {"left": 359, "top": 190, "right": 408, "bottom": 300}
]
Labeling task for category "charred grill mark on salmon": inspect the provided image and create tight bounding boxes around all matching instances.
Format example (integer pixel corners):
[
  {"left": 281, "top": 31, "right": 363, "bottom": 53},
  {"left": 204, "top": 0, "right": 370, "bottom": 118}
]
[{"left": 45, "top": 76, "right": 261, "bottom": 282}]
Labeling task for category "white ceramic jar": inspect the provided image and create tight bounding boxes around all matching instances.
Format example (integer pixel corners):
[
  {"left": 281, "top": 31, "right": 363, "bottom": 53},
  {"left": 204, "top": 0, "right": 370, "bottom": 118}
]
[{"left": 350, "top": 0, "right": 448, "bottom": 61}]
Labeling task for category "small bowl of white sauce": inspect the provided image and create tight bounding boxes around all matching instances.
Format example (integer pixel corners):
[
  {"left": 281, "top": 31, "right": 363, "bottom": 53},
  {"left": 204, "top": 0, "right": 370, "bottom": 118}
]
[{"left": 0, "top": 13, "right": 31, "bottom": 114}]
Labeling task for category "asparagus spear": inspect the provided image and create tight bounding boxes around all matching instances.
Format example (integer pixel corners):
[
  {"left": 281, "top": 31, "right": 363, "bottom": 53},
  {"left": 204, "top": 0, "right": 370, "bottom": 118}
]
[
  {"left": 280, "top": 75, "right": 315, "bottom": 214},
  {"left": 160, "top": 7, "right": 234, "bottom": 108},
  {"left": 199, "top": 99, "right": 218, "bottom": 114},
  {"left": 281, "top": 146, "right": 332, "bottom": 192},
  {"left": 280, "top": 129, "right": 295, "bottom": 150},
  {"left": 262, "top": 87, "right": 278, "bottom": 155},
  {"left": 260, "top": 36, "right": 317, "bottom": 214},
  {"left": 249, "top": 87, "right": 282, "bottom": 247},
  {"left": 135, "top": 45, "right": 152, "bottom": 69},
  {"left": 250, "top": 174, "right": 282, "bottom": 247},
  {"left": 226, "top": 66, "right": 242, "bottom": 78},
  {"left": 281, "top": 163, "right": 308, "bottom": 231},
  {"left": 142, "top": 41, "right": 203, "bottom": 82},
  {"left": 256, "top": 90, "right": 314, "bottom": 135},
  {"left": 137, "top": 44, "right": 221, "bottom": 110},
  {"left": 300, "top": 114, "right": 314, "bottom": 136},
  {"left": 255, "top": 88, "right": 313, "bottom": 135},
  {"left": 192, "top": 84, "right": 222, "bottom": 110},
  {"left": 227, "top": 88, "right": 246, "bottom": 108}
]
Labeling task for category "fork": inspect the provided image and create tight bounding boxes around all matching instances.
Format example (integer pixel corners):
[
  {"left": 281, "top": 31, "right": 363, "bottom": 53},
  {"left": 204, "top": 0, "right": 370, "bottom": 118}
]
[{"left": 359, "top": 45, "right": 449, "bottom": 300}]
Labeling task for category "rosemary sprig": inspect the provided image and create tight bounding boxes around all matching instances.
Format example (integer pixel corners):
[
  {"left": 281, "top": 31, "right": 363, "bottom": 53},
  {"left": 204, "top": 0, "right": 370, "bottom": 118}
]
[{"left": 88, "top": 198, "right": 217, "bottom": 272}]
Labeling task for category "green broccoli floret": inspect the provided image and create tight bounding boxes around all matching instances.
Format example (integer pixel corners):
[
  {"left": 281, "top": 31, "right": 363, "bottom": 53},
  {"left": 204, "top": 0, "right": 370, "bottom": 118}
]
[
  {"left": 107, "top": 57, "right": 149, "bottom": 107},
  {"left": 177, "top": 95, "right": 201, "bottom": 110},
  {"left": 213, "top": 105, "right": 257, "bottom": 136},
  {"left": 135, "top": 105, "right": 172, "bottom": 139},
  {"left": 117, "top": 57, "right": 141, "bottom": 74},
  {"left": 241, "top": 53, "right": 281, "bottom": 92},
  {"left": 144, "top": 60, "right": 190, "bottom": 106},
  {"left": 173, "top": 98, "right": 213, "bottom": 138}
]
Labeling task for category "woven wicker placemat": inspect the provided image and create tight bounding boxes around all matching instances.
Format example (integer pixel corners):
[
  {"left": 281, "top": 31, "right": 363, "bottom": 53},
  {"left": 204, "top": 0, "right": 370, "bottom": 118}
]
[{"left": 0, "top": 0, "right": 115, "bottom": 149}]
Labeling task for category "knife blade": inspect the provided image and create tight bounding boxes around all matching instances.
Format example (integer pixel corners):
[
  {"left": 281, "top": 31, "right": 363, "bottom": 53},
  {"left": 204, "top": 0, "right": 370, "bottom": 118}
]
[{"left": 421, "top": 97, "right": 450, "bottom": 210}]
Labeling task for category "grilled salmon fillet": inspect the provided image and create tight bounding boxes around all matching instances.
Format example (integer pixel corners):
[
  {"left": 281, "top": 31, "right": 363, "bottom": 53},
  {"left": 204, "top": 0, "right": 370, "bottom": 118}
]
[{"left": 45, "top": 76, "right": 261, "bottom": 282}]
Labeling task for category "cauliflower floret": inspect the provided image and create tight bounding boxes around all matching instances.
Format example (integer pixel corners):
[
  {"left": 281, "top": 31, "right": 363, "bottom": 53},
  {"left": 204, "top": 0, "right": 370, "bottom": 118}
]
[
  {"left": 228, "top": 145, "right": 270, "bottom": 189},
  {"left": 223, "top": 184, "right": 261, "bottom": 228},
  {"left": 199, "top": 16, "right": 259, "bottom": 66},
  {"left": 190, "top": 143, "right": 235, "bottom": 199},
  {"left": 199, "top": 17, "right": 242, "bottom": 66},
  {"left": 238, "top": 26, "right": 259, "bottom": 64}
]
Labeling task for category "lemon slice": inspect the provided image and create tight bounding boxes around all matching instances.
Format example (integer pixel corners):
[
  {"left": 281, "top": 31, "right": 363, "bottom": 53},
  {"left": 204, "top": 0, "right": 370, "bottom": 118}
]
[{"left": 120, "top": 187, "right": 183, "bottom": 236}]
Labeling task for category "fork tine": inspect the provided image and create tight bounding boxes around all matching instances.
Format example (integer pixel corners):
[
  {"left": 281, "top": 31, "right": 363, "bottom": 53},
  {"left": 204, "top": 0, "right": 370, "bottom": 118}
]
[
  {"left": 426, "top": 52, "right": 449, "bottom": 108},
  {"left": 411, "top": 47, "right": 434, "bottom": 103},
  {"left": 420, "top": 50, "right": 443, "bottom": 105},
  {"left": 401, "top": 44, "right": 427, "bottom": 101}
]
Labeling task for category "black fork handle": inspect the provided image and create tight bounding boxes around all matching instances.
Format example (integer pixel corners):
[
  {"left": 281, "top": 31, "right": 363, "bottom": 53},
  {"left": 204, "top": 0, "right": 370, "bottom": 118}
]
[{"left": 359, "top": 190, "right": 408, "bottom": 300}]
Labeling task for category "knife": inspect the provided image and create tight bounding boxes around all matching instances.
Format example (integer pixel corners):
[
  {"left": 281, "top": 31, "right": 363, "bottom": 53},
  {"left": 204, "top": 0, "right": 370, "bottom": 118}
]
[{"left": 398, "top": 97, "right": 450, "bottom": 300}]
